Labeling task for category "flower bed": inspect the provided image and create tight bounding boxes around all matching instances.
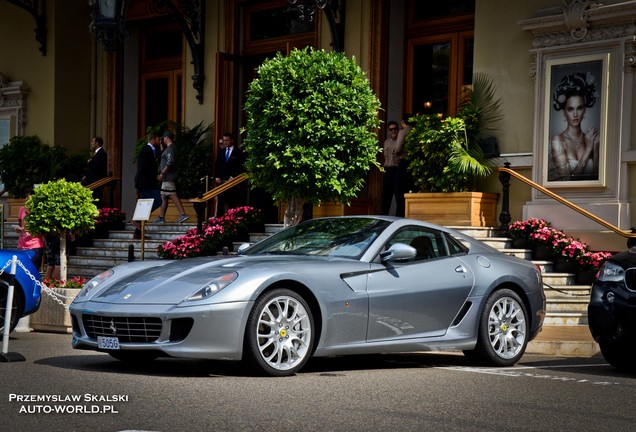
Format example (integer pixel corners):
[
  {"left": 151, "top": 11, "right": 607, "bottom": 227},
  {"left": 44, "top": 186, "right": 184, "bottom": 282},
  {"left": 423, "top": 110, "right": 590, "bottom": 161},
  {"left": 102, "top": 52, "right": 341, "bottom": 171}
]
[
  {"left": 95, "top": 207, "right": 126, "bottom": 229},
  {"left": 157, "top": 206, "right": 263, "bottom": 259},
  {"left": 42, "top": 276, "right": 87, "bottom": 288},
  {"left": 506, "top": 218, "right": 613, "bottom": 273}
]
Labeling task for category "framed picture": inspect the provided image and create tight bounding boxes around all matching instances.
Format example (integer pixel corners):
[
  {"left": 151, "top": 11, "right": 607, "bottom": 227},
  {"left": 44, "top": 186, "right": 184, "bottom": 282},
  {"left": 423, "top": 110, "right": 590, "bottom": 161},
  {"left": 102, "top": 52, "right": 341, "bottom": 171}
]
[
  {"left": 542, "top": 53, "right": 608, "bottom": 186},
  {"left": 0, "top": 115, "right": 15, "bottom": 146}
]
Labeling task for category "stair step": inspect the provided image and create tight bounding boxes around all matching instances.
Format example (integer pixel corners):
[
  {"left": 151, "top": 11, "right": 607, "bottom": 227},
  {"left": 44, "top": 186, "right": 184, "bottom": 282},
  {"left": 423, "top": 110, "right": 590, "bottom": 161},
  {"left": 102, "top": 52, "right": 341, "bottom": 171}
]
[
  {"left": 543, "top": 314, "right": 589, "bottom": 326},
  {"left": 501, "top": 249, "right": 533, "bottom": 259}
]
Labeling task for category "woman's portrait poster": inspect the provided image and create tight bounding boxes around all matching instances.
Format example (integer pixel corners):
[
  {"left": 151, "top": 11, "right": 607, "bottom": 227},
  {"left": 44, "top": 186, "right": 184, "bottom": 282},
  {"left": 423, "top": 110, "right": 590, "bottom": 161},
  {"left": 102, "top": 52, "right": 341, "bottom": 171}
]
[{"left": 545, "top": 56, "right": 605, "bottom": 185}]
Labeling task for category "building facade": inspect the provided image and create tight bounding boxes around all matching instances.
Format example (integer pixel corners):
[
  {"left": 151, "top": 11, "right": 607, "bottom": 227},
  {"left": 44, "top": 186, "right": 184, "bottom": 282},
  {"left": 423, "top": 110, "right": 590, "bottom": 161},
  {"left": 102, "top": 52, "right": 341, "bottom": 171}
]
[{"left": 1, "top": 0, "right": 635, "bottom": 250}]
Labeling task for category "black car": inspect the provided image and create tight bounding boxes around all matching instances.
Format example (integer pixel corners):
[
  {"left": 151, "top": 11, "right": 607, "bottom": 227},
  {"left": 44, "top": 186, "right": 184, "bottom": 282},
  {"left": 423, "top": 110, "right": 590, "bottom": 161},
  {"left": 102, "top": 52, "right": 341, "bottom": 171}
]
[{"left": 588, "top": 248, "right": 636, "bottom": 371}]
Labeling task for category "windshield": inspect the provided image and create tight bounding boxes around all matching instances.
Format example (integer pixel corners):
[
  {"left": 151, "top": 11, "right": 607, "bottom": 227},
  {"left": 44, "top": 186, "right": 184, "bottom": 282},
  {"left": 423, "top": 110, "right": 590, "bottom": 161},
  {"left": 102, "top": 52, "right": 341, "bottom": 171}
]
[{"left": 243, "top": 218, "right": 391, "bottom": 259}]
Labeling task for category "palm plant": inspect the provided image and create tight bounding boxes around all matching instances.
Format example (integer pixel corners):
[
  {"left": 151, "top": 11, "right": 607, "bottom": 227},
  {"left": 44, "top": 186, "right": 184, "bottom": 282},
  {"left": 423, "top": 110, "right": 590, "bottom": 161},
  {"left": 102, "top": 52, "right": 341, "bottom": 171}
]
[{"left": 406, "top": 73, "right": 503, "bottom": 192}]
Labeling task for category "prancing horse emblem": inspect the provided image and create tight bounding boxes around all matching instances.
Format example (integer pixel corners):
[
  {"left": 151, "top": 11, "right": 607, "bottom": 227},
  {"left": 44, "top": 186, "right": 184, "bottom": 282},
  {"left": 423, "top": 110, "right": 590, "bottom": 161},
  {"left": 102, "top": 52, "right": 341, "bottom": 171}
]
[{"left": 109, "top": 319, "right": 117, "bottom": 336}]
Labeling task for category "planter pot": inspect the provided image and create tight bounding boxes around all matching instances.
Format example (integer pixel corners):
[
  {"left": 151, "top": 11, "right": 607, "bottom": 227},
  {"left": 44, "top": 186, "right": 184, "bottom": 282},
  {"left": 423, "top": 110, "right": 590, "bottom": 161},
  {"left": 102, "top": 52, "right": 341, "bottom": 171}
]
[
  {"left": 532, "top": 245, "right": 555, "bottom": 261},
  {"left": 91, "top": 226, "right": 110, "bottom": 239},
  {"left": 554, "top": 258, "right": 579, "bottom": 273},
  {"left": 107, "top": 221, "right": 126, "bottom": 231},
  {"left": 510, "top": 237, "right": 532, "bottom": 249},
  {"left": 7, "top": 197, "right": 26, "bottom": 223},
  {"left": 312, "top": 198, "right": 372, "bottom": 218},
  {"left": 576, "top": 269, "right": 597, "bottom": 285},
  {"left": 404, "top": 192, "right": 498, "bottom": 227},
  {"left": 30, "top": 287, "right": 79, "bottom": 334}
]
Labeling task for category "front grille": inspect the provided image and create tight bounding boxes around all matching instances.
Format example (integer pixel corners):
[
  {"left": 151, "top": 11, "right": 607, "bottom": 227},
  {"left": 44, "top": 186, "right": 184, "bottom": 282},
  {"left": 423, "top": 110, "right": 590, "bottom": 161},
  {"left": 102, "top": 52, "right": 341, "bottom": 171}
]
[
  {"left": 83, "top": 314, "right": 163, "bottom": 343},
  {"left": 626, "top": 269, "right": 636, "bottom": 292}
]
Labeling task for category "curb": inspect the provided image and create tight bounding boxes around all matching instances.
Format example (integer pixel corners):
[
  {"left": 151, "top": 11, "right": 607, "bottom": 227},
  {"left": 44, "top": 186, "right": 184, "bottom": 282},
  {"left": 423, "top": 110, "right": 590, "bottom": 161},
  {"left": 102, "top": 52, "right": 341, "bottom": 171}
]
[{"left": 526, "top": 325, "right": 600, "bottom": 357}]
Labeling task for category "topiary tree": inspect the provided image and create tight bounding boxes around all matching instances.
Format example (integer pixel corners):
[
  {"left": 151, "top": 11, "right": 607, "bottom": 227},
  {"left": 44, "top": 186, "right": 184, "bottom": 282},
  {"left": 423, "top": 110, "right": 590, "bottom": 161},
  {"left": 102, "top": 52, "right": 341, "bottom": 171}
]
[
  {"left": 24, "top": 179, "right": 99, "bottom": 282},
  {"left": 243, "top": 47, "right": 381, "bottom": 226}
]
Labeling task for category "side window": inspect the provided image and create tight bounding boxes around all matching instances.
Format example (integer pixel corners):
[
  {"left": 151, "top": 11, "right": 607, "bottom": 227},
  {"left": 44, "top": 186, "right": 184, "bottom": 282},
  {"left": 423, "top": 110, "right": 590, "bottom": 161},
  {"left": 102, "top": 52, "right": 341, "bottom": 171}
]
[
  {"left": 383, "top": 227, "right": 449, "bottom": 262},
  {"left": 445, "top": 233, "right": 469, "bottom": 255}
]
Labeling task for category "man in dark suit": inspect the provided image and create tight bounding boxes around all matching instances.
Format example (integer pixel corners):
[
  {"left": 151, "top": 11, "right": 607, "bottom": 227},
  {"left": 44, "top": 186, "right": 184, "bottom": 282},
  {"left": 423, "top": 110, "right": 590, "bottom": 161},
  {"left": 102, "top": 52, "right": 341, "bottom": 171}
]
[
  {"left": 214, "top": 132, "right": 245, "bottom": 216},
  {"left": 132, "top": 132, "right": 162, "bottom": 238},
  {"left": 84, "top": 136, "right": 108, "bottom": 208}
]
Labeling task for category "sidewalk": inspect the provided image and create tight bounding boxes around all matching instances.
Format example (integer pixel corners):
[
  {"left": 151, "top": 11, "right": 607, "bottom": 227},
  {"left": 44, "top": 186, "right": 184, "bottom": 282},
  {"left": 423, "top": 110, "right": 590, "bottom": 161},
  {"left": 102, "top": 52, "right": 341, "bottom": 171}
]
[{"left": 526, "top": 325, "right": 600, "bottom": 357}]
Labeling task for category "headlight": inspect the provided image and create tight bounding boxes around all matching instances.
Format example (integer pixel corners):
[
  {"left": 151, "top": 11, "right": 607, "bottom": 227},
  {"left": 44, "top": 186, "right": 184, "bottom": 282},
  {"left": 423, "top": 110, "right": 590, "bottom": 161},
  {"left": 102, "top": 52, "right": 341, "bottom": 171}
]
[
  {"left": 596, "top": 262, "right": 624, "bottom": 282},
  {"left": 185, "top": 272, "right": 238, "bottom": 302},
  {"left": 73, "top": 269, "right": 114, "bottom": 302}
]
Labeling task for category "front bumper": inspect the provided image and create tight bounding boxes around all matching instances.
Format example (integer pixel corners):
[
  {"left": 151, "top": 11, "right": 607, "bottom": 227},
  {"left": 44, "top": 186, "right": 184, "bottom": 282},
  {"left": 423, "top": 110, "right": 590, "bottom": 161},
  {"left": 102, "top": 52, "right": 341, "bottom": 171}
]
[
  {"left": 69, "top": 300, "right": 253, "bottom": 361},
  {"left": 588, "top": 281, "right": 636, "bottom": 342}
]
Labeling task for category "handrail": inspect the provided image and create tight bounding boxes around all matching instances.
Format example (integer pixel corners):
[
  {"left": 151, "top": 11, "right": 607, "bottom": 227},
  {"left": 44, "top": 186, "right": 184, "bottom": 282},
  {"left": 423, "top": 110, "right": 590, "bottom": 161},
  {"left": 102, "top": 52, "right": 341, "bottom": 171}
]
[
  {"left": 85, "top": 176, "right": 119, "bottom": 191},
  {"left": 189, "top": 172, "right": 249, "bottom": 233},
  {"left": 499, "top": 165, "right": 636, "bottom": 240},
  {"left": 189, "top": 172, "right": 248, "bottom": 203}
]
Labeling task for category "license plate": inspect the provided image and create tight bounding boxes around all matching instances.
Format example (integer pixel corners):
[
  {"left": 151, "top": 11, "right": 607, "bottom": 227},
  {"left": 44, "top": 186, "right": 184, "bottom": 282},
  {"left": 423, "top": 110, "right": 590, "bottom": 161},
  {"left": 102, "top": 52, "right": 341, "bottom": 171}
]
[{"left": 97, "top": 336, "right": 120, "bottom": 350}]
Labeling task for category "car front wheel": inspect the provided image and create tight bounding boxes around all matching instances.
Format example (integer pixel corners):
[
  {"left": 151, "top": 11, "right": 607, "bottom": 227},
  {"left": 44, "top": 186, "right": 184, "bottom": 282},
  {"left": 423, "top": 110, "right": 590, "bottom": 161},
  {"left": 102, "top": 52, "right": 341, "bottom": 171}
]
[
  {"left": 244, "top": 288, "right": 314, "bottom": 376},
  {"left": 599, "top": 340, "right": 636, "bottom": 372},
  {"left": 464, "top": 288, "right": 528, "bottom": 366}
]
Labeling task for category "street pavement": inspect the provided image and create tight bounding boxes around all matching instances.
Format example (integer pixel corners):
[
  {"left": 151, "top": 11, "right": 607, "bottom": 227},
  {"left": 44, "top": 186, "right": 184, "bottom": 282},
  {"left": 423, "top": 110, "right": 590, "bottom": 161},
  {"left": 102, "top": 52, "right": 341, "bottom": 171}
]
[{"left": 0, "top": 330, "right": 623, "bottom": 432}]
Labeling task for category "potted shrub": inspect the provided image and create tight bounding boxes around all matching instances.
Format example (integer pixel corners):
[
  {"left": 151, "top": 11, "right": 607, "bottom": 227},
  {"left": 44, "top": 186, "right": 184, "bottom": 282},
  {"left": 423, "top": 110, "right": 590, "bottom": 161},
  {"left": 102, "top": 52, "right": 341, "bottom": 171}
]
[
  {"left": 243, "top": 47, "right": 381, "bottom": 226},
  {"left": 404, "top": 74, "right": 502, "bottom": 226}
]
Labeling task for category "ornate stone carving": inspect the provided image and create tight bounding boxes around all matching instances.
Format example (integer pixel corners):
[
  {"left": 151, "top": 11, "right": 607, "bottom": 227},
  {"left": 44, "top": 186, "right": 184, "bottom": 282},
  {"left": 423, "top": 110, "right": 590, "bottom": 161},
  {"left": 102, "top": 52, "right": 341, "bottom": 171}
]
[
  {"left": 561, "top": 0, "right": 597, "bottom": 40},
  {"left": 0, "top": 72, "right": 30, "bottom": 137},
  {"left": 520, "top": 1, "right": 636, "bottom": 48}
]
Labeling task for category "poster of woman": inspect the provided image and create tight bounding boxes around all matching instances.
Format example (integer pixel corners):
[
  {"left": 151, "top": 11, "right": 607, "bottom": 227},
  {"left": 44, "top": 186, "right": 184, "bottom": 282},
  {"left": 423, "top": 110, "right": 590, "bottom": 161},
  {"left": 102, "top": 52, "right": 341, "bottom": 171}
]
[{"left": 546, "top": 57, "right": 604, "bottom": 183}]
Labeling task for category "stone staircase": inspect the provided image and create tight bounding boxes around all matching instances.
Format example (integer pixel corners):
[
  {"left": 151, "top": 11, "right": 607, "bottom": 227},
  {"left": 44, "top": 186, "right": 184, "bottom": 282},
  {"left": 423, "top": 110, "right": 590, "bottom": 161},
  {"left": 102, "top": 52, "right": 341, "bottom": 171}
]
[
  {"left": 3, "top": 222, "right": 591, "bottom": 328},
  {"left": 459, "top": 226, "right": 591, "bottom": 327}
]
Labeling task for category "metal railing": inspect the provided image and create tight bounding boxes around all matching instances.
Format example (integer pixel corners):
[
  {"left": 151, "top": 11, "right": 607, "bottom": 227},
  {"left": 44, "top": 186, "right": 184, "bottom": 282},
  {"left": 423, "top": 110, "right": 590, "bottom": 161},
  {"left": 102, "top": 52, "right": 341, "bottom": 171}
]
[
  {"left": 85, "top": 176, "right": 119, "bottom": 208},
  {"left": 189, "top": 173, "right": 249, "bottom": 233},
  {"left": 498, "top": 163, "right": 636, "bottom": 242}
]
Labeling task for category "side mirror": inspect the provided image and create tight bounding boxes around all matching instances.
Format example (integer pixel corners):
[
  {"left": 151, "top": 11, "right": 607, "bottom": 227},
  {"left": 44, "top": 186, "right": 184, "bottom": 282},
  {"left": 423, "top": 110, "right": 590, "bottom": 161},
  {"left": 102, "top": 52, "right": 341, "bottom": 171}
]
[
  {"left": 380, "top": 243, "right": 417, "bottom": 263},
  {"left": 237, "top": 243, "right": 251, "bottom": 254}
]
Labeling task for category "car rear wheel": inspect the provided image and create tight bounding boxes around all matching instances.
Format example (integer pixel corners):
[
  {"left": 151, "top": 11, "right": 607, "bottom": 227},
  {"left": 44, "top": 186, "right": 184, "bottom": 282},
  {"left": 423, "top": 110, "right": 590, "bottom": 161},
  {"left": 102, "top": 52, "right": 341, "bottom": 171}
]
[
  {"left": 0, "top": 280, "right": 24, "bottom": 334},
  {"left": 244, "top": 288, "right": 314, "bottom": 376},
  {"left": 464, "top": 288, "right": 528, "bottom": 366},
  {"left": 599, "top": 340, "right": 636, "bottom": 372}
]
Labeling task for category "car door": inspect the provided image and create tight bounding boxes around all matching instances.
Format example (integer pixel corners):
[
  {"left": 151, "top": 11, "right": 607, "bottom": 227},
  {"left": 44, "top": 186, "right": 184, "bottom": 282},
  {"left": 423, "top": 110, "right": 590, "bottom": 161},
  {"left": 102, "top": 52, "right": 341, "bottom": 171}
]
[{"left": 366, "top": 227, "right": 475, "bottom": 342}]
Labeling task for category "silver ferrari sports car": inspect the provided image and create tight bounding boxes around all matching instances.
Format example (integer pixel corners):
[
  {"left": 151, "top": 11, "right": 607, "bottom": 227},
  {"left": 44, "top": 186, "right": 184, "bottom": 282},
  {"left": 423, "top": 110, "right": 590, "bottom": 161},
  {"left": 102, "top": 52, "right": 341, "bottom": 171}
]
[{"left": 70, "top": 216, "right": 545, "bottom": 376}]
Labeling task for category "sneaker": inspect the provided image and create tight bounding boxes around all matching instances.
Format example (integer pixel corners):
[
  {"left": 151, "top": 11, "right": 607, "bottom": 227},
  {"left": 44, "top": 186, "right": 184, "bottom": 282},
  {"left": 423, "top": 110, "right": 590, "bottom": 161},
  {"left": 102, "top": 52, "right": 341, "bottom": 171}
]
[
  {"left": 176, "top": 214, "right": 189, "bottom": 224},
  {"left": 153, "top": 216, "right": 165, "bottom": 224}
]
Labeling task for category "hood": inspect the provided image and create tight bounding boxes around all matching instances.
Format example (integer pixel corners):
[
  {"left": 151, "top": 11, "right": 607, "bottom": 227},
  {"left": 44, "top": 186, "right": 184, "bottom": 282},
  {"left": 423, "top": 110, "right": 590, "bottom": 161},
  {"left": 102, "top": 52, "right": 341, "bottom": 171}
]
[{"left": 89, "top": 254, "right": 352, "bottom": 304}]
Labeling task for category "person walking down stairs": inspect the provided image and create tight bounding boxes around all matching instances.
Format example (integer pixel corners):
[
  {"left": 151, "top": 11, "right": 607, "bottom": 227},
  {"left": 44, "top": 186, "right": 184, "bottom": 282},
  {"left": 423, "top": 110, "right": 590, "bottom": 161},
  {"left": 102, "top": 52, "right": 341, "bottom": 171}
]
[{"left": 153, "top": 131, "right": 189, "bottom": 224}]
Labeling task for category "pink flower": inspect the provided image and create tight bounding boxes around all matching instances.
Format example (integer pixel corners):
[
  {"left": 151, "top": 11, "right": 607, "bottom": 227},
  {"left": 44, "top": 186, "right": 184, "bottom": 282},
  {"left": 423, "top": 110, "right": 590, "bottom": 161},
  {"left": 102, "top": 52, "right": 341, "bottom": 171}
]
[{"left": 157, "top": 206, "right": 262, "bottom": 260}]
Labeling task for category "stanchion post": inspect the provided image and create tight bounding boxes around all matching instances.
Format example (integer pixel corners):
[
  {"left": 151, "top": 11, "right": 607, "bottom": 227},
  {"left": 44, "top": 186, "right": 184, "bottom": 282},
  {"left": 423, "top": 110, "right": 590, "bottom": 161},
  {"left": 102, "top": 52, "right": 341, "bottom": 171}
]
[{"left": 1, "top": 255, "right": 26, "bottom": 362}]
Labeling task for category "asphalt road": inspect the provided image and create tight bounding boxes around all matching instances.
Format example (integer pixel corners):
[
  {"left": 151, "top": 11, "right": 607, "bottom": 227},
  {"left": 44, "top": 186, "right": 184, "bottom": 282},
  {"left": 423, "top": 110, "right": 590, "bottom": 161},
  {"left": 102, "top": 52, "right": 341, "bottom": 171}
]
[{"left": 1, "top": 331, "right": 635, "bottom": 432}]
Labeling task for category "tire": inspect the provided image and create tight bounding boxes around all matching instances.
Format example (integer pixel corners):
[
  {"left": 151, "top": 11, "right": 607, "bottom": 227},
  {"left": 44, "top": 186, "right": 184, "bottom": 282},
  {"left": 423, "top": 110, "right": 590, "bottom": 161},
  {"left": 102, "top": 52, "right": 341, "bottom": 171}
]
[
  {"left": 599, "top": 340, "right": 636, "bottom": 372},
  {"left": 0, "top": 280, "right": 24, "bottom": 335},
  {"left": 108, "top": 351, "right": 159, "bottom": 363},
  {"left": 244, "top": 288, "right": 314, "bottom": 376},
  {"left": 463, "top": 288, "right": 528, "bottom": 366}
]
